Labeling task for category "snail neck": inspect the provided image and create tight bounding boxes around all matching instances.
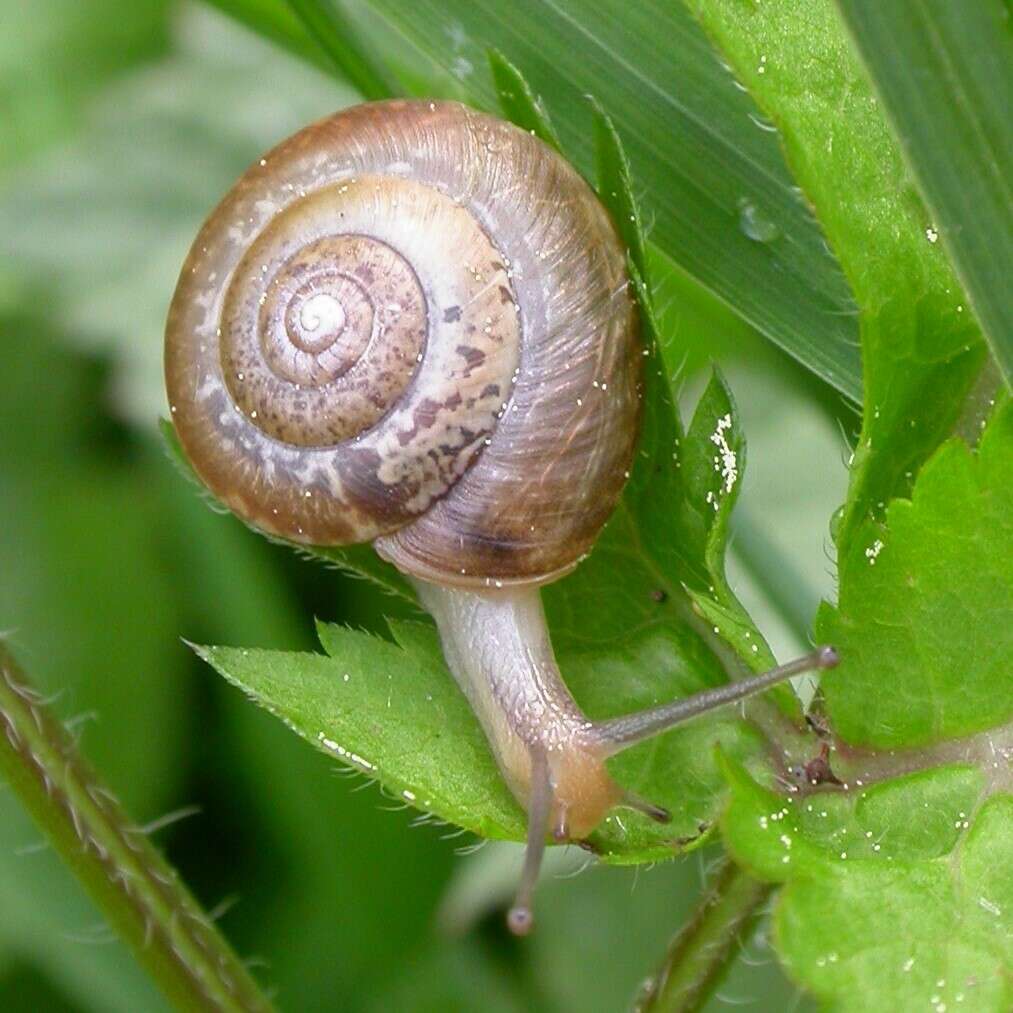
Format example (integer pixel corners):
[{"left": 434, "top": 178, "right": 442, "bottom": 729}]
[{"left": 410, "top": 578, "right": 621, "bottom": 840}]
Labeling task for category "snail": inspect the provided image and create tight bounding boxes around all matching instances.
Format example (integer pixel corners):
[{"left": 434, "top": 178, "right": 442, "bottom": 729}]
[{"left": 165, "top": 99, "right": 837, "bottom": 934}]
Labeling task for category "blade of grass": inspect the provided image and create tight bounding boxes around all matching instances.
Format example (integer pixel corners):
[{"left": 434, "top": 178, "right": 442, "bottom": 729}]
[
  {"left": 0, "top": 642, "right": 275, "bottom": 1013},
  {"left": 836, "top": 0, "right": 1013, "bottom": 386}
]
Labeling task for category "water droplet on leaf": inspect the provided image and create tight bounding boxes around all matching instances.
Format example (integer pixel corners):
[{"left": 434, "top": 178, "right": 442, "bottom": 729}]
[{"left": 738, "top": 199, "right": 780, "bottom": 242}]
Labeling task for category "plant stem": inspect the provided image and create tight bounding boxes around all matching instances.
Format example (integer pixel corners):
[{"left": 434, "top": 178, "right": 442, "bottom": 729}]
[
  {"left": 635, "top": 858, "right": 772, "bottom": 1013},
  {"left": 0, "top": 642, "right": 274, "bottom": 1012}
]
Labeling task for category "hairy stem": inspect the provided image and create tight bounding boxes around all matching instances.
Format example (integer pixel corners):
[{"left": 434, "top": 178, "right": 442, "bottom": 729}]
[
  {"left": 0, "top": 642, "right": 274, "bottom": 1012},
  {"left": 635, "top": 858, "right": 772, "bottom": 1013},
  {"left": 826, "top": 720, "right": 1013, "bottom": 797}
]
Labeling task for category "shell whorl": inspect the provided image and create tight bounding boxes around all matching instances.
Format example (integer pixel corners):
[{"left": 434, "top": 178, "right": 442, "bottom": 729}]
[{"left": 165, "top": 100, "right": 640, "bottom": 587}]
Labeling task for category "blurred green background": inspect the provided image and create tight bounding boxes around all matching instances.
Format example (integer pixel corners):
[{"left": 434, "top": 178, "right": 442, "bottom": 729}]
[{"left": 0, "top": 2, "right": 853, "bottom": 1009}]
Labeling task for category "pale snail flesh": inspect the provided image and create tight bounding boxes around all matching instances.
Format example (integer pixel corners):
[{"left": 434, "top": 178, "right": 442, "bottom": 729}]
[{"left": 165, "top": 99, "right": 837, "bottom": 934}]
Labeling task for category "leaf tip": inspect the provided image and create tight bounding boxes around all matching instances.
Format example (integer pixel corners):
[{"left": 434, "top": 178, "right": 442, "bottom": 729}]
[{"left": 182, "top": 638, "right": 213, "bottom": 664}]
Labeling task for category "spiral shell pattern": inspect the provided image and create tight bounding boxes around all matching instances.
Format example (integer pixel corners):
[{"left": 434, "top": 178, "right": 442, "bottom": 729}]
[{"left": 166, "top": 100, "right": 640, "bottom": 587}]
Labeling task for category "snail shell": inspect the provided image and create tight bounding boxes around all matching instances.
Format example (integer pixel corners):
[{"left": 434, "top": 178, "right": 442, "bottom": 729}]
[{"left": 165, "top": 100, "right": 640, "bottom": 587}]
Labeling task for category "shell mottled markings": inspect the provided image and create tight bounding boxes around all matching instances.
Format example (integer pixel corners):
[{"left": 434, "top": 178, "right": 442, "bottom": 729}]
[
  {"left": 165, "top": 100, "right": 640, "bottom": 584},
  {"left": 224, "top": 231, "right": 427, "bottom": 444},
  {"left": 373, "top": 110, "right": 640, "bottom": 587}
]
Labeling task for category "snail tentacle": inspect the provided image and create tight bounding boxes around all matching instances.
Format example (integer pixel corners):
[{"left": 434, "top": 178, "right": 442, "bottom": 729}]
[{"left": 506, "top": 744, "right": 550, "bottom": 937}]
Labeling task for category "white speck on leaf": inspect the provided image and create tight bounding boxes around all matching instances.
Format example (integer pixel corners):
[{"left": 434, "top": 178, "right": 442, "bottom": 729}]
[
  {"left": 707, "top": 413, "right": 738, "bottom": 507},
  {"left": 978, "top": 896, "right": 1001, "bottom": 917}
]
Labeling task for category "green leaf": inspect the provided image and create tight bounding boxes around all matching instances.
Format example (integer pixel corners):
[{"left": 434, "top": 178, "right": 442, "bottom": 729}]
[
  {"left": 839, "top": 298, "right": 986, "bottom": 555},
  {"left": 713, "top": 396, "right": 1012, "bottom": 1010},
  {"left": 487, "top": 49, "right": 561, "bottom": 151},
  {"left": 720, "top": 758, "right": 1013, "bottom": 1013},
  {"left": 683, "top": 372, "right": 745, "bottom": 593},
  {"left": 201, "top": 611, "right": 777, "bottom": 864},
  {"left": 589, "top": 101, "right": 647, "bottom": 281},
  {"left": 680, "top": 372, "right": 779, "bottom": 674},
  {"left": 836, "top": 0, "right": 1013, "bottom": 386},
  {"left": 817, "top": 402, "right": 1012, "bottom": 748},
  {"left": 196, "top": 627, "right": 524, "bottom": 842},
  {"left": 213, "top": 0, "right": 864, "bottom": 402},
  {"left": 684, "top": 0, "right": 987, "bottom": 556}
]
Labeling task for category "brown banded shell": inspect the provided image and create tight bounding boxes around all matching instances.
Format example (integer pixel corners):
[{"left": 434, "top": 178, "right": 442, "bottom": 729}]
[{"left": 165, "top": 99, "right": 640, "bottom": 588}]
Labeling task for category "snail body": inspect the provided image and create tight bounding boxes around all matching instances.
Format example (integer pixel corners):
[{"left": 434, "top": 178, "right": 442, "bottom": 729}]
[{"left": 166, "top": 100, "right": 837, "bottom": 933}]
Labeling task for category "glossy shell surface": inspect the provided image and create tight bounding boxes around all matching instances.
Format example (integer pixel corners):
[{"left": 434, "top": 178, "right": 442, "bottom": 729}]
[{"left": 165, "top": 100, "right": 640, "bottom": 586}]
